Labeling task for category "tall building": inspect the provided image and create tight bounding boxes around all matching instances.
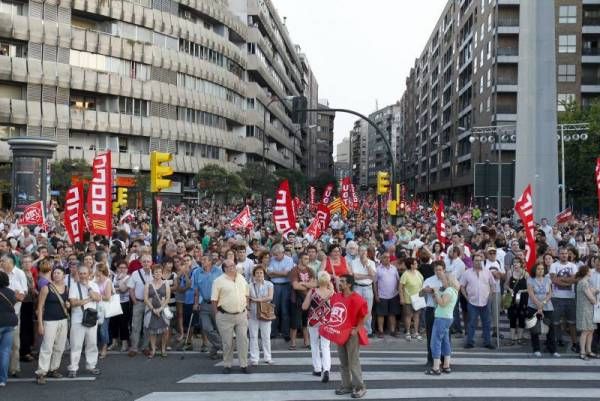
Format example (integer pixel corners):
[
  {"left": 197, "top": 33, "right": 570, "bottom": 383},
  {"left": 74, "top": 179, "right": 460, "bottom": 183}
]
[
  {"left": 334, "top": 136, "right": 351, "bottom": 180},
  {"left": 0, "top": 0, "right": 323, "bottom": 201},
  {"left": 366, "top": 102, "right": 400, "bottom": 188},
  {"left": 298, "top": 49, "right": 321, "bottom": 178},
  {"left": 350, "top": 118, "right": 369, "bottom": 189},
  {"left": 399, "top": 0, "right": 598, "bottom": 204},
  {"left": 314, "top": 100, "right": 334, "bottom": 178}
]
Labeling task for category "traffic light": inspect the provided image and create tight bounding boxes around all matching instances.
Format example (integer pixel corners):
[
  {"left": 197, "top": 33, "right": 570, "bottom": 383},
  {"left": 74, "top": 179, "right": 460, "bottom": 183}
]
[
  {"left": 377, "top": 171, "right": 390, "bottom": 195},
  {"left": 291, "top": 96, "right": 307, "bottom": 124},
  {"left": 117, "top": 187, "right": 128, "bottom": 207},
  {"left": 387, "top": 200, "right": 397, "bottom": 216},
  {"left": 150, "top": 151, "right": 173, "bottom": 193},
  {"left": 112, "top": 201, "right": 120, "bottom": 216}
]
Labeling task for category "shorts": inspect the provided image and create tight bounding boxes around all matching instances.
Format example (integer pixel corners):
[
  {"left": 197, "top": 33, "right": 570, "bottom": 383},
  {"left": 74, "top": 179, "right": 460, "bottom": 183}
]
[
  {"left": 376, "top": 297, "right": 401, "bottom": 316},
  {"left": 291, "top": 297, "right": 308, "bottom": 330},
  {"left": 551, "top": 298, "right": 575, "bottom": 325},
  {"left": 403, "top": 303, "right": 417, "bottom": 316}
]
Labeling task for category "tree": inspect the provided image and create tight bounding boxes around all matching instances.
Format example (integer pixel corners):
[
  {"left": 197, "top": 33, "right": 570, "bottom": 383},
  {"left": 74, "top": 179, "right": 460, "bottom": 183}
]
[
  {"left": 239, "top": 162, "right": 277, "bottom": 198},
  {"left": 197, "top": 164, "right": 246, "bottom": 203},
  {"left": 559, "top": 100, "right": 600, "bottom": 212},
  {"left": 309, "top": 172, "right": 338, "bottom": 197},
  {"left": 275, "top": 168, "right": 307, "bottom": 198},
  {"left": 50, "top": 158, "right": 91, "bottom": 200}
]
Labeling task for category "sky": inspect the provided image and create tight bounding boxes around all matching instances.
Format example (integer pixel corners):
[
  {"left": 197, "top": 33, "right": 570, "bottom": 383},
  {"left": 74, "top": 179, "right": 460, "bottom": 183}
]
[{"left": 274, "top": 0, "right": 447, "bottom": 158}]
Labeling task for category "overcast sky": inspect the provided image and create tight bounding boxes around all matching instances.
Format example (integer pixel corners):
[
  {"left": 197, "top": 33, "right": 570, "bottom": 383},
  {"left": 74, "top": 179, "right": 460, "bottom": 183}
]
[{"left": 274, "top": 0, "right": 447, "bottom": 158}]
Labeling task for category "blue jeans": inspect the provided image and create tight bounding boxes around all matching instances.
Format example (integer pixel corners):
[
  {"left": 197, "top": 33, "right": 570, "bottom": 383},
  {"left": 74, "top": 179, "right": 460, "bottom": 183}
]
[
  {"left": 272, "top": 283, "right": 291, "bottom": 337},
  {"left": 430, "top": 317, "right": 453, "bottom": 359},
  {"left": 97, "top": 318, "right": 110, "bottom": 347},
  {"left": 466, "top": 303, "right": 491, "bottom": 346},
  {"left": 0, "top": 326, "right": 14, "bottom": 384}
]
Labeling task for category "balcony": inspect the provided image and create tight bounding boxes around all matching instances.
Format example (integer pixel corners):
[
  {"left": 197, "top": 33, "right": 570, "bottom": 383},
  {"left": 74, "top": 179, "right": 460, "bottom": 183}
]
[
  {"left": 583, "top": 47, "right": 600, "bottom": 63},
  {"left": 581, "top": 75, "right": 600, "bottom": 92},
  {"left": 497, "top": 47, "right": 519, "bottom": 63},
  {"left": 497, "top": 17, "right": 520, "bottom": 34},
  {"left": 583, "top": 17, "right": 600, "bottom": 25}
]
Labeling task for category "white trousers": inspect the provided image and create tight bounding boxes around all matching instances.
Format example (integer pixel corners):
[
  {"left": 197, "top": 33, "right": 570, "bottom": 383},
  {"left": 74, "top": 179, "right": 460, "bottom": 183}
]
[
  {"left": 36, "top": 319, "right": 69, "bottom": 375},
  {"left": 354, "top": 286, "right": 374, "bottom": 335},
  {"left": 308, "top": 324, "right": 331, "bottom": 372},
  {"left": 248, "top": 317, "right": 272, "bottom": 363},
  {"left": 68, "top": 321, "right": 98, "bottom": 372}
]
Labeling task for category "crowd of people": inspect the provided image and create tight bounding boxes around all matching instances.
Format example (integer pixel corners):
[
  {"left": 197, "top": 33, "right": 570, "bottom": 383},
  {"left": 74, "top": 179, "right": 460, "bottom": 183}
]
[{"left": 0, "top": 201, "right": 599, "bottom": 398}]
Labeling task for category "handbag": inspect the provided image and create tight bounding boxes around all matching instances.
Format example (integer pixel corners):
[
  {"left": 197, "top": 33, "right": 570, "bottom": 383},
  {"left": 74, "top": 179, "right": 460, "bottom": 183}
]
[
  {"left": 501, "top": 291, "right": 513, "bottom": 309},
  {"left": 103, "top": 294, "right": 123, "bottom": 318},
  {"left": 150, "top": 283, "right": 172, "bottom": 324},
  {"left": 77, "top": 283, "right": 98, "bottom": 328},
  {"left": 410, "top": 294, "right": 426, "bottom": 311},
  {"left": 253, "top": 284, "right": 275, "bottom": 321}
]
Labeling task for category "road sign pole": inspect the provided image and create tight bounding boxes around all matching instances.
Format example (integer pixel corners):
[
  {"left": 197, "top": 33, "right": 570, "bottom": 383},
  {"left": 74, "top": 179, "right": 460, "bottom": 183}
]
[
  {"left": 377, "top": 194, "right": 382, "bottom": 233},
  {"left": 151, "top": 192, "right": 157, "bottom": 262}
]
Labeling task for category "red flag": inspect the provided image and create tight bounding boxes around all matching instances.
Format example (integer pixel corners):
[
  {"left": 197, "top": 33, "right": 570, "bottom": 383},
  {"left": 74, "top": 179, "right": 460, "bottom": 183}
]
[
  {"left": 340, "top": 177, "right": 352, "bottom": 209},
  {"left": 555, "top": 208, "right": 573, "bottom": 224},
  {"left": 595, "top": 158, "right": 600, "bottom": 232},
  {"left": 307, "top": 203, "right": 332, "bottom": 240},
  {"left": 156, "top": 198, "right": 163, "bottom": 227},
  {"left": 19, "top": 201, "right": 45, "bottom": 226},
  {"left": 309, "top": 186, "right": 316, "bottom": 207},
  {"left": 435, "top": 200, "right": 447, "bottom": 247},
  {"left": 350, "top": 183, "right": 359, "bottom": 209},
  {"left": 274, "top": 180, "right": 296, "bottom": 238},
  {"left": 322, "top": 182, "right": 334, "bottom": 205},
  {"left": 87, "top": 152, "right": 112, "bottom": 236},
  {"left": 515, "top": 185, "right": 536, "bottom": 273},
  {"left": 231, "top": 205, "right": 253, "bottom": 229},
  {"left": 64, "top": 183, "right": 84, "bottom": 244}
]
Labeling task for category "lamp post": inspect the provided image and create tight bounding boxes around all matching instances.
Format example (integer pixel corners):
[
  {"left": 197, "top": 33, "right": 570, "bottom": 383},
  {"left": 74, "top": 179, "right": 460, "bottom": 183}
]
[{"left": 557, "top": 123, "right": 589, "bottom": 210}]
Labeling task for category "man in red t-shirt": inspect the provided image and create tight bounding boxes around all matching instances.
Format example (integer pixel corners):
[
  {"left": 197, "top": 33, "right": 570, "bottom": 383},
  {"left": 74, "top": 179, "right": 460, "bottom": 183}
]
[{"left": 333, "top": 274, "right": 368, "bottom": 399}]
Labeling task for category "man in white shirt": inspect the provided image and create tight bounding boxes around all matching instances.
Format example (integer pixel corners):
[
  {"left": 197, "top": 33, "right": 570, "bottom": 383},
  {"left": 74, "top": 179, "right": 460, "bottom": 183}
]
[
  {"left": 549, "top": 248, "right": 579, "bottom": 351},
  {"left": 420, "top": 260, "right": 445, "bottom": 366},
  {"left": 350, "top": 245, "right": 376, "bottom": 336},
  {"left": 235, "top": 246, "right": 254, "bottom": 282},
  {"left": 1, "top": 255, "right": 26, "bottom": 377},
  {"left": 68, "top": 265, "right": 101, "bottom": 378},
  {"left": 445, "top": 247, "right": 466, "bottom": 336},
  {"left": 483, "top": 246, "right": 505, "bottom": 337},
  {"left": 127, "top": 255, "right": 153, "bottom": 356}
]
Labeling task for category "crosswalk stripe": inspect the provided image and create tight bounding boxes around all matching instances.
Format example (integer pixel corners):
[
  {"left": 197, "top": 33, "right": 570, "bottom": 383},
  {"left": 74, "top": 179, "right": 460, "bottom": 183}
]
[
  {"left": 9, "top": 377, "right": 96, "bottom": 383},
  {"left": 216, "top": 356, "right": 598, "bottom": 367},
  {"left": 268, "top": 350, "right": 529, "bottom": 356},
  {"left": 178, "top": 370, "right": 600, "bottom": 384},
  {"left": 135, "top": 388, "right": 600, "bottom": 401}
]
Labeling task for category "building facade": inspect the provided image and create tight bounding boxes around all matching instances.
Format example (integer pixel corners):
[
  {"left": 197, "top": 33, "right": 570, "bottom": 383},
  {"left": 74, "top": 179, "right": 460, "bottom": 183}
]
[
  {"left": 298, "top": 50, "right": 322, "bottom": 179},
  {"left": 0, "top": 0, "right": 320, "bottom": 198},
  {"left": 366, "top": 102, "right": 400, "bottom": 188},
  {"left": 314, "top": 101, "right": 334, "bottom": 178},
  {"left": 399, "top": 0, "right": 599, "bottom": 204},
  {"left": 350, "top": 118, "right": 368, "bottom": 189}
]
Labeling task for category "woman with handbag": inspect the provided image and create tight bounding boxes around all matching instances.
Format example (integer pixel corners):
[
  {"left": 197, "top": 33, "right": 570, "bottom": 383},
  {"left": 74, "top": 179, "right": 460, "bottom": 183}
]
[
  {"left": 94, "top": 264, "right": 113, "bottom": 359},
  {"left": 35, "top": 267, "right": 69, "bottom": 384},
  {"left": 526, "top": 262, "right": 558, "bottom": 357},
  {"left": 575, "top": 264, "right": 600, "bottom": 360},
  {"left": 504, "top": 259, "right": 529, "bottom": 345},
  {"left": 302, "top": 271, "right": 334, "bottom": 383},
  {"left": 143, "top": 264, "right": 171, "bottom": 359},
  {"left": 0, "top": 270, "right": 17, "bottom": 387},
  {"left": 109, "top": 261, "right": 130, "bottom": 353},
  {"left": 248, "top": 265, "right": 274, "bottom": 366},
  {"left": 400, "top": 257, "right": 424, "bottom": 341}
]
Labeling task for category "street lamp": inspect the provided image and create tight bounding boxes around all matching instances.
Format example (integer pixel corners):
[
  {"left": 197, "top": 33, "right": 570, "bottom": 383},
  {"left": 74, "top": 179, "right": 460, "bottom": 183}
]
[{"left": 557, "top": 123, "right": 589, "bottom": 210}]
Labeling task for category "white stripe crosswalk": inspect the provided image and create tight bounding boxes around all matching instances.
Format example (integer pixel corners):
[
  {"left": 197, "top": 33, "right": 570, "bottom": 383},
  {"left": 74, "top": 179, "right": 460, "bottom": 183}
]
[{"left": 134, "top": 350, "right": 600, "bottom": 401}]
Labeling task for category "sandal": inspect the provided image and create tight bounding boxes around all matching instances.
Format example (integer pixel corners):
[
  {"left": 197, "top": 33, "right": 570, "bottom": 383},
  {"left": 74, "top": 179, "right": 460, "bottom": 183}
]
[
  {"left": 147, "top": 350, "right": 156, "bottom": 359},
  {"left": 579, "top": 354, "right": 589, "bottom": 361},
  {"left": 442, "top": 367, "right": 452, "bottom": 374},
  {"left": 288, "top": 345, "right": 297, "bottom": 351},
  {"left": 160, "top": 351, "right": 168, "bottom": 358},
  {"left": 587, "top": 353, "right": 599, "bottom": 359},
  {"left": 425, "top": 368, "right": 441, "bottom": 376}
]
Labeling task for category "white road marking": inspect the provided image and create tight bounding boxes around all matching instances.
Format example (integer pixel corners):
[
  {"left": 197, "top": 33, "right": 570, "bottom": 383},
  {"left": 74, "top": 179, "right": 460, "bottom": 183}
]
[{"left": 9, "top": 377, "right": 96, "bottom": 383}]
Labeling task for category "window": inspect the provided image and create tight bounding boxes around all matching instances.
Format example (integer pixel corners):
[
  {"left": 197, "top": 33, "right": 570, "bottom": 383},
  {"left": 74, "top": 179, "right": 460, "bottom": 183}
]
[
  {"left": 557, "top": 93, "right": 575, "bottom": 111},
  {"left": 558, "top": 64, "right": 576, "bottom": 82},
  {"left": 559, "top": 35, "right": 576, "bottom": 53},
  {"left": 559, "top": 5, "right": 576, "bottom": 24}
]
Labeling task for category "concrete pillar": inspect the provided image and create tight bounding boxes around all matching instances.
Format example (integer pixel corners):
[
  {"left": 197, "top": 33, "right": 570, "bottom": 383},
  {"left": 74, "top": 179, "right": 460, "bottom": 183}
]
[{"left": 515, "top": 0, "right": 559, "bottom": 222}]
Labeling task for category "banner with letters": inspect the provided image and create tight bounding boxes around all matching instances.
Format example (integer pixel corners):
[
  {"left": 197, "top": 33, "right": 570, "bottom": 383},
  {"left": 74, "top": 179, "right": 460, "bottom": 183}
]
[
  {"left": 64, "top": 183, "right": 84, "bottom": 244},
  {"left": 514, "top": 184, "right": 536, "bottom": 273},
  {"left": 87, "top": 152, "right": 112, "bottom": 236},
  {"left": 273, "top": 179, "right": 296, "bottom": 238},
  {"left": 19, "top": 201, "right": 45, "bottom": 226},
  {"left": 321, "top": 182, "right": 334, "bottom": 205}
]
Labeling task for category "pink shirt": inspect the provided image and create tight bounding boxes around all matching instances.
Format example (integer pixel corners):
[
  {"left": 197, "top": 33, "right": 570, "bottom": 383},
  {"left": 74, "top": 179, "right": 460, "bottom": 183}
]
[{"left": 459, "top": 268, "right": 495, "bottom": 307}]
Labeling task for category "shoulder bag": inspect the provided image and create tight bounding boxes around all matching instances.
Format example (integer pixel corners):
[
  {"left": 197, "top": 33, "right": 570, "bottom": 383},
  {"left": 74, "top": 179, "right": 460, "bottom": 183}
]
[
  {"left": 103, "top": 284, "right": 123, "bottom": 319},
  {"left": 253, "top": 284, "right": 275, "bottom": 321},
  {"left": 0, "top": 289, "right": 15, "bottom": 308},
  {"left": 48, "top": 283, "right": 69, "bottom": 319},
  {"left": 151, "top": 283, "right": 173, "bottom": 323},
  {"left": 77, "top": 283, "right": 98, "bottom": 328}
]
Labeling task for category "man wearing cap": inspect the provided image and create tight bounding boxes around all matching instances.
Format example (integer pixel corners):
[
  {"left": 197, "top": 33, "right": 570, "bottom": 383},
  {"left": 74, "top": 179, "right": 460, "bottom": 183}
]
[{"left": 483, "top": 246, "right": 505, "bottom": 338}]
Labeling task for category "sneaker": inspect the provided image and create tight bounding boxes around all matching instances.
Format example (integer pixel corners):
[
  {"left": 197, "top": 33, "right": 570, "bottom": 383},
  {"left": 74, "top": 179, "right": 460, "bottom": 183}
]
[
  {"left": 0, "top": 382, "right": 5, "bottom": 387},
  {"left": 120, "top": 344, "right": 129, "bottom": 353},
  {"left": 222, "top": 367, "right": 232, "bottom": 374},
  {"left": 335, "top": 388, "right": 353, "bottom": 395},
  {"left": 351, "top": 388, "right": 367, "bottom": 399},
  {"left": 200, "top": 345, "right": 208, "bottom": 353},
  {"left": 405, "top": 333, "right": 412, "bottom": 341},
  {"left": 415, "top": 335, "right": 423, "bottom": 341},
  {"left": 553, "top": 352, "right": 561, "bottom": 358},
  {"left": 264, "top": 360, "right": 275, "bottom": 365},
  {"left": 47, "top": 371, "right": 63, "bottom": 378},
  {"left": 321, "top": 371, "right": 329, "bottom": 383},
  {"left": 533, "top": 351, "right": 542, "bottom": 357},
  {"left": 67, "top": 371, "right": 77, "bottom": 379},
  {"left": 208, "top": 353, "right": 220, "bottom": 360}
]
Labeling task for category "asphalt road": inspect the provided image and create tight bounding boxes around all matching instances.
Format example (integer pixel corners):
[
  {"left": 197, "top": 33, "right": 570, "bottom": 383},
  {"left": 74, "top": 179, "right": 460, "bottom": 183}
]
[{"left": 3, "top": 333, "right": 600, "bottom": 401}]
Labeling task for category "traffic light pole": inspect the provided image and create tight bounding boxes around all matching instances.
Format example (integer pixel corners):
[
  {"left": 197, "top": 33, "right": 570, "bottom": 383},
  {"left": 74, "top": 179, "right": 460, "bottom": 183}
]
[
  {"left": 151, "top": 192, "right": 157, "bottom": 262},
  {"left": 377, "top": 195, "right": 382, "bottom": 232}
]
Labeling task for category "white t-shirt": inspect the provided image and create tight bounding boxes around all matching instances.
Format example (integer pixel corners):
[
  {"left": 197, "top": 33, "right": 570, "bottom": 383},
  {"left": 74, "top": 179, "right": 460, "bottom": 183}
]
[
  {"left": 236, "top": 258, "right": 255, "bottom": 282},
  {"left": 127, "top": 269, "right": 153, "bottom": 301},
  {"left": 446, "top": 257, "right": 466, "bottom": 281},
  {"left": 5, "top": 267, "right": 27, "bottom": 315},
  {"left": 69, "top": 281, "right": 100, "bottom": 324},
  {"left": 350, "top": 258, "right": 375, "bottom": 286},
  {"left": 549, "top": 261, "right": 577, "bottom": 299},
  {"left": 422, "top": 275, "right": 443, "bottom": 308}
]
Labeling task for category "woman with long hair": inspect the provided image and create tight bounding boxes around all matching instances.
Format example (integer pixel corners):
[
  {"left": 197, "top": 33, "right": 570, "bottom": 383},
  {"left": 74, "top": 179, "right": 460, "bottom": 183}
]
[
  {"left": 144, "top": 264, "right": 171, "bottom": 358},
  {"left": 575, "top": 264, "right": 599, "bottom": 360}
]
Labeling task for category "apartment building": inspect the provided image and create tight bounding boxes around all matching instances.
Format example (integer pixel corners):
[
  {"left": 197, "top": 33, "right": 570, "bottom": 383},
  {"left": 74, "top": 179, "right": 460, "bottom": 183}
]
[
  {"left": 366, "top": 102, "right": 400, "bottom": 188},
  {"left": 314, "top": 100, "right": 334, "bottom": 178},
  {"left": 350, "top": 118, "right": 369, "bottom": 189},
  {"left": 399, "top": 0, "right": 599, "bottom": 204},
  {"left": 298, "top": 49, "right": 321, "bottom": 178},
  {"left": 334, "top": 136, "right": 350, "bottom": 180},
  {"left": 0, "top": 0, "right": 313, "bottom": 195}
]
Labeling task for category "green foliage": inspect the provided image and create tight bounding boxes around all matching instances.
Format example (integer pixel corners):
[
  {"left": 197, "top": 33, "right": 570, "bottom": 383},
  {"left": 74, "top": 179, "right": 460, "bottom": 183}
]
[
  {"left": 238, "top": 162, "right": 277, "bottom": 198},
  {"left": 0, "top": 164, "right": 11, "bottom": 193},
  {"left": 197, "top": 164, "right": 246, "bottom": 203},
  {"left": 559, "top": 100, "right": 600, "bottom": 211},
  {"left": 275, "top": 168, "right": 307, "bottom": 198},
  {"left": 309, "top": 172, "right": 338, "bottom": 196},
  {"left": 50, "top": 158, "right": 91, "bottom": 199}
]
